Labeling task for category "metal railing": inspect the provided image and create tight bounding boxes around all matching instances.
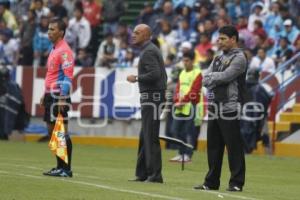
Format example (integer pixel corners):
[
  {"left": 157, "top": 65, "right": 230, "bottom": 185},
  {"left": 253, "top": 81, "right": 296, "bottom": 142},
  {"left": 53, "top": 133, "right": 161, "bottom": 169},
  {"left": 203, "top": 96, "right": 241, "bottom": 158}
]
[
  {"left": 260, "top": 52, "right": 300, "bottom": 153},
  {"left": 261, "top": 52, "right": 300, "bottom": 85}
]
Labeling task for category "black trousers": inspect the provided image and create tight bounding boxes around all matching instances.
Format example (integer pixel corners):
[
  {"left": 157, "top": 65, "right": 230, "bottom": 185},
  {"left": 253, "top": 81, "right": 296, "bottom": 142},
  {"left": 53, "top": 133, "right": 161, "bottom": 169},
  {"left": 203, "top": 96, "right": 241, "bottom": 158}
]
[
  {"left": 135, "top": 91, "right": 165, "bottom": 180},
  {"left": 43, "top": 93, "right": 71, "bottom": 124},
  {"left": 204, "top": 111, "right": 245, "bottom": 188}
]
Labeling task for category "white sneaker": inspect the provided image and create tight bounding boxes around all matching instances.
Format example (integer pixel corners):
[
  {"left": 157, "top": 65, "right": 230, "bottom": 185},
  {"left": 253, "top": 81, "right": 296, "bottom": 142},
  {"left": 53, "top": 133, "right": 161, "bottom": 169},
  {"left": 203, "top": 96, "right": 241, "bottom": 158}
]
[
  {"left": 169, "top": 155, "right": 182, "bottom": 162},
  {"left": 177, "top": 154, "right": 191, "bottom": 163}
]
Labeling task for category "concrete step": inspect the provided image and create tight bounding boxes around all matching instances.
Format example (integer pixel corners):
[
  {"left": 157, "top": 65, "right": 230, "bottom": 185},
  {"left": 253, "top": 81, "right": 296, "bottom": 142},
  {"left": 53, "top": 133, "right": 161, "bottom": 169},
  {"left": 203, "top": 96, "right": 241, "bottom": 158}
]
[
  {"left": 280, "top": 112, "right": 300, "bottom": 123},
  {"left": 268, "top": 121, "right": 290, "bottom": 133},
  {"left": 276, "top": 121, "right": 291, "bottom": 132},
  {"left": 293, "top": 104, "right": 300, "bottom": 112}
]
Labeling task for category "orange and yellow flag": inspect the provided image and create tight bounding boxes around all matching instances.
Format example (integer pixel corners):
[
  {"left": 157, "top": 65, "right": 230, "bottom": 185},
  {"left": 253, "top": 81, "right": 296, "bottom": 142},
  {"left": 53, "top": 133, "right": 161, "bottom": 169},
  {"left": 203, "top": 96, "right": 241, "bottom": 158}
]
[{"left": 48, "top": 114, "right": 68, "bottom": 164}]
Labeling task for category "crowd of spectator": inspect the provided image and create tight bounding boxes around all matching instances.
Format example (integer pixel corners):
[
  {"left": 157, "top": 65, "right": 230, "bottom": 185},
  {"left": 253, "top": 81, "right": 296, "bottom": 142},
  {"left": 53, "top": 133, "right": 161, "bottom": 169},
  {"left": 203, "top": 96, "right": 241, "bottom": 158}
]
[{"left": 0, "top": 0, "right": 300, "bottom": 72}]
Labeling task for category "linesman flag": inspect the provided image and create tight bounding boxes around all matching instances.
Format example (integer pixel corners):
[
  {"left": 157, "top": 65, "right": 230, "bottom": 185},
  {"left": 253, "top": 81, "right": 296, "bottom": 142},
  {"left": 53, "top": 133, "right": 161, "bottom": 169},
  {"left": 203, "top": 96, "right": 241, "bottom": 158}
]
[{"left": 48, "top": 114, "right": 68, "bottom": 164}]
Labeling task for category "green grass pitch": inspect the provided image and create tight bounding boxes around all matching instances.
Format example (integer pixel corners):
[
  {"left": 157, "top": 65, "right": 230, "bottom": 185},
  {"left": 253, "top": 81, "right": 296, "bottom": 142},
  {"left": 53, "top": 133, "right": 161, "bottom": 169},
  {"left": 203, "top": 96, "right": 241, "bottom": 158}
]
[{"left": 0, "top": 141, "right": 299, "bottom": 200}]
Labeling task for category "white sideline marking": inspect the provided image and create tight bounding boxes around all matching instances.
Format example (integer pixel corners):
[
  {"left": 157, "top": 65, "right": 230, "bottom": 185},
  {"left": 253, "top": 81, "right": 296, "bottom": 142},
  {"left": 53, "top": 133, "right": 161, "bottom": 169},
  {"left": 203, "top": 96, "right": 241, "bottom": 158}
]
[
  {"left": 0, "top": 170, "right": 185, "bottom": 200},
  {"left": 0, "top": 163, "right": 262, "bottom": 200},
  {"left": 194, "top": 189, "right": 261, "bottom": 200}
]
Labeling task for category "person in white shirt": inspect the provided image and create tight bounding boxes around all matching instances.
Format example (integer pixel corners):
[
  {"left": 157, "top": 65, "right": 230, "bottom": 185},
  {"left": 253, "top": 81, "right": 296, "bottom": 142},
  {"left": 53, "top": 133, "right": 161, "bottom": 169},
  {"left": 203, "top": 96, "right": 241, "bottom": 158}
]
[
  {"left": 249, "top": 48, "right": 276, "bottom": 73},
  {"left": 0, "top": 30, "right": 19, "bottom": 66},
  {"left": 34, "top": 0, "right": 50, "bottom": 24},
  {"left": 65, "top": 4, "right": 91, "bottom": 53},
  {"left": 158, "top": 19, "right": 178, "bottom": 60},
  {"left": 94, "top": 32, "right": 119, "bottom": 68},
  {"left": 247, "top": 2, "right": 266, "bottom": 32}
]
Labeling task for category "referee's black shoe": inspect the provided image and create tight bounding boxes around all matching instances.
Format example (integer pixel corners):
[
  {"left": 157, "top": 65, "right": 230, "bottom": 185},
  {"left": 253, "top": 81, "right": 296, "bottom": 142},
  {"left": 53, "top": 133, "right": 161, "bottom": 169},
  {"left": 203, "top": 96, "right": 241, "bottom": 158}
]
[
  {"left": 43, "top": 168, "right": 58, "bottom": 176},
  {"left": 43, "top": 168, "right": 73, "bottom": 177}
]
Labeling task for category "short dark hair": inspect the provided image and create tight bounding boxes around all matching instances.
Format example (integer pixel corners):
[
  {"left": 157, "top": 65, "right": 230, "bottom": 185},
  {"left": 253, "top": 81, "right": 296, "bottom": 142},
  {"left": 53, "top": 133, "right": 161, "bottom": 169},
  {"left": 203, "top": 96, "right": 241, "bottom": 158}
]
[
  {"left": 34, "top": 0, "right": 43, "bottom": 4},
  {"left": 74, "top": 1, "right": 84, "bottom": 14},
  {"left": 183, "top": 50, "right": 195, "bottom": 60},
  {"left": 49, "top": 17, "right": 67, "bottom": 37},
  {"left": 219, "top": 25, "right": 239, "bottom": 42}
]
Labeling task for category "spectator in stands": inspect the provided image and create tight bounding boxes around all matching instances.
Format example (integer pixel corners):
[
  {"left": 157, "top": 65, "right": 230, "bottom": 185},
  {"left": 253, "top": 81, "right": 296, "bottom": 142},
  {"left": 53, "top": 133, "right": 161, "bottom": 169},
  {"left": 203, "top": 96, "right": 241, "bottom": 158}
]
[
  {"left": 33, "top": 15, "right": 52, "bottom": 67},
  {"left": 290, "top": 0, "right": 300, "bottom": 27},
  {"left": 272, "top": 36, "right": 294, "bottom": 66},
  {"left": 250, "top": 48, "right": 276, "bottom": 73},
  {"left": 19, "top": 10, "right": 36, "bottom": 66},
  {"left": 194, "top": 2, "right": 213, "bottom": 25},
  {"left": 49, "top": 0, "right": 68, "bottom": 19},
  {"left": 226, "top": 0, "right": 250, "bottom": 24},
  {"left": 211, "top": 18, "right": 229, "bottom": 49},
  {"left": 175, "top": 18, "right": 197, "bottom": 46},
  {"left": 11, "top": 0, "right": 31, "bottom": 22},
  {"left": 176, "top": 5, "right": 195, "bottom": 29},
  {"left": 81, "top": 0, "right": 102, "bottom": 61},
  {"left": 94, "top": 32, "right": 119, "bottom": 68},
  {"left": 262, "top": 38, "right": 276, "bottom": 57},
  {"left": 82, "top": 0, "right": 101, "bottom": 28},
  {"left": 202, "top": 19, "right": 216, "bottom": 38},
  {"left": 136, "top": 2, "right": 159, "bottom": 34},
  {"left": 280, "top": 19, "right": 300, "bottom": 46},
  {"left": 195, "top": 32, "right": 212, "bottom": 63},
  {"left": 176, "top": 41, "right": 192, "bottom": 61},
  {"left": 0, "top": 29, "right": 18, "bottom": 66},
  {"left": 216, "top": 7, "right": 231, "bottom": 25},
  {"left": 158, "top": 19, "right": 177, "bottom": 59},
  {"left": 157, "top": 1, "right": 178, "bottom": 28},
  {"left": 176, "top": 41, "right": 200, "bottom": 66},
  {"left": 268, "top": 20, "right": 283, "bottom": 44},
  {"left": 247, "top": 2, "right": 265, "bottom": 32},
  {"left": 117, "top": 48, "right": 138, "bottom": 68},
  {"left": 155, "top": 0, "right": 195, "bottom": 11},
  {"left": 252, "top": 20, "right": 267, "bottom": 41},
  {"left": 116, "top": 40, "right": 128, "bottom": 66},
  {"left": 252, "top": 32, "right": 268, "bottom": 55},
  {"left": 169, "top": 50, "right": 202, "bottom": 163},
  {"left": 153, "top": 0, "right": 166, "bottom": 11},
  {"left": 115, "top": 22, "right": 132, "bottom": 45},
  {"left": 212, "top": 0, "right": 225, "bottom": 15},
  {"left": 63, "top": 0, "right": 76, "bottom": 17},
  {"left": 102, "top": 0, "right": 125, "bottom": 34},
  {"left": 200, "top": 48, "right": 214, "bottom": 70},
  {"left": 0, "top": 2, "right": 18, "bottom": 33},
  {"left": 75, "top": 48, "right": 93, "bottom": 67},
  {"left": 0, "top": 18, "right": 13, "bottom": 40},
  {"left": 184, "top": 0, "right": 197, "bottom": 8},
  {"left": 66, "top": 3, "right": 91, "bottom": 54},
  {"left": 264, "top": 1, "right": 283, "bottom": 33},
  {"left": 279, "top": 4, "right": 292, "bottom": 21},
  {"left": 171, "top": 0, "right": 185, "bottom": 10},
  {"left": 33, "top": 0, "right": 50, "bottom": 24}
]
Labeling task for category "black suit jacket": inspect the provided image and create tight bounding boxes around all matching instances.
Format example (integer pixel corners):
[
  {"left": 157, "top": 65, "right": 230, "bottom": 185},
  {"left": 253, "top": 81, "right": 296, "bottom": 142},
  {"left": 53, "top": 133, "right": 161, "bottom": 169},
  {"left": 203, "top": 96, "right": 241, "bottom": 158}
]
[{"left": 137, "top": 42, "right": 167, "bottom": 93}]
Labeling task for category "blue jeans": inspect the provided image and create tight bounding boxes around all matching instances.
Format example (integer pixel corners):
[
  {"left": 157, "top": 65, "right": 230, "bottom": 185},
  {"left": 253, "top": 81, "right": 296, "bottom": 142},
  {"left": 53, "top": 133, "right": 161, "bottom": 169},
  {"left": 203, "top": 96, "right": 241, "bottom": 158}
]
[{"left": 171, "top": 106, "right": 197, "bottom": 157}]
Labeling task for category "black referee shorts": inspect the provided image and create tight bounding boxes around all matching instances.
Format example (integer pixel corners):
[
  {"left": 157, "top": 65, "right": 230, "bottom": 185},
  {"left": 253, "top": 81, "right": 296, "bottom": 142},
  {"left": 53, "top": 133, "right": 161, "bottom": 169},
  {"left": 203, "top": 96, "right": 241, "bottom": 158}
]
[{"left": 43, "top": 93, "right": 71, "bottom": 124}]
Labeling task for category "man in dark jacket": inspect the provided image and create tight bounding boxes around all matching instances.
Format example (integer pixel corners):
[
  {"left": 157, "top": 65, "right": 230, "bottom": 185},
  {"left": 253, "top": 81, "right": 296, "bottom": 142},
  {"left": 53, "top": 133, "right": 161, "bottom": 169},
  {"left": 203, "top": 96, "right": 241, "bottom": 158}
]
[
  {"left": 127, "top": 24, "right": 167, "bottom": 183},
  {"left": 194, "top": 25, "right": 247, "bottom": 192},
  {"left": 241, "top": 68, "right": 272, "bottom": 153}
]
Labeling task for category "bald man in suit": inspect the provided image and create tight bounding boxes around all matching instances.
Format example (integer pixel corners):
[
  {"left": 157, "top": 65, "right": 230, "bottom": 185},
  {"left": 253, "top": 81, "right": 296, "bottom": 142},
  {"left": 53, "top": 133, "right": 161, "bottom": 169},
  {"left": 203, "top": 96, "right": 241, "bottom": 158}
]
[{"left": 127, "top": 24, "right": 167, "bottom": 183}]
